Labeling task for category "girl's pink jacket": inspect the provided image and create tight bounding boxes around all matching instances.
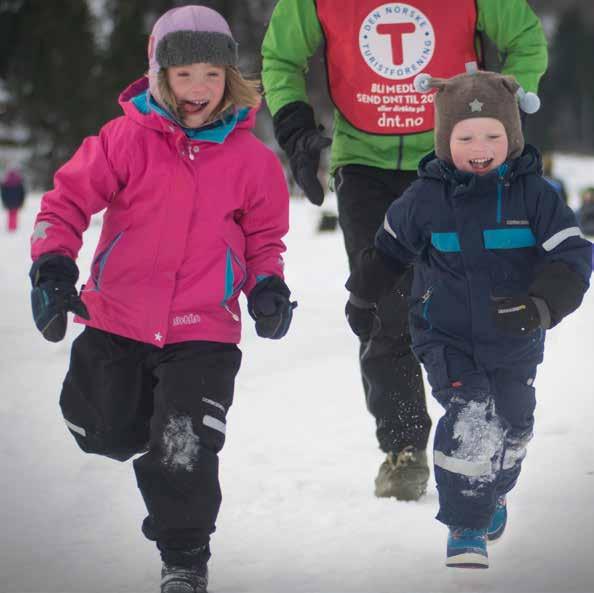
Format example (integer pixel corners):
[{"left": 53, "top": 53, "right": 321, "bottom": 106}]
[{"left": 31, "top": 78, "right": 289, "bottom": 347}]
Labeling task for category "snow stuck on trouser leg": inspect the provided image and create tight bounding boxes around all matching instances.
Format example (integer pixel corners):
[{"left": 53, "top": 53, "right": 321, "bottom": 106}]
[
  {"left": 134, "top": 407, "right": 227, "bottom": 551},
  {"left": 161, "top": 414, "right": 202, "bottom": 471},
  {"left": 434, "top": 393, "right": 506, "bottom": 528}
]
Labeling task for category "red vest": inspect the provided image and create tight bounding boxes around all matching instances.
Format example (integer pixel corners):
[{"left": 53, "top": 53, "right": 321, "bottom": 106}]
[{"left": 316, "top": 0, "right": 479, "bottom": 134}]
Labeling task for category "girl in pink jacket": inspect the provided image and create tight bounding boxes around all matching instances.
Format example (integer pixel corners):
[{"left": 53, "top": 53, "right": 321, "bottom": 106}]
[{"left": 29, "top": 6, "right": 293, "bottom": 593}]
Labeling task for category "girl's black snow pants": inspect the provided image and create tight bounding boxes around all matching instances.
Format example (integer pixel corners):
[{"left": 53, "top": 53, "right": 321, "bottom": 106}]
[{"left": 59, "top": 326, "right": 242, "bottom": 564}]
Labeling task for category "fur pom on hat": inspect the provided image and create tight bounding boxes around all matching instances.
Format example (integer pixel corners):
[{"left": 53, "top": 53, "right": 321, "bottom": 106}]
[
  {"left": 414, "top": 66, "right": 540, "bottom": 163},
  {"left": 147, "top": 6, "right": 238, "bottom": 111}
]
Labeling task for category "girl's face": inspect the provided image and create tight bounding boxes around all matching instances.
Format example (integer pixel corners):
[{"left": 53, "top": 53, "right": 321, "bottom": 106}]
[
  {"left": 166, "top": 63, "right": 226, "bottom": 127},
  {"left": 450, "top": 117, "right": 509, "bottom": 175}
]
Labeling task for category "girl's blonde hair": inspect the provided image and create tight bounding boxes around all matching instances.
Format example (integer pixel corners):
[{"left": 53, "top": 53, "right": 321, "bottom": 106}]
[{"left": 158, "top": 66, "right": 261, "bottom": 124}]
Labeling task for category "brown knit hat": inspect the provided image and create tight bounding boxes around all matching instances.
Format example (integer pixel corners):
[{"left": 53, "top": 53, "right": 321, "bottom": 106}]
[{"left": 414, "top": 67, "right": 540, "bottom": 163}]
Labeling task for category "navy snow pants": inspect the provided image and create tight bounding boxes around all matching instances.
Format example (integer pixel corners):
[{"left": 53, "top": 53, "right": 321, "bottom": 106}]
[
  {"left": 421, "top": 345, "right": 536, "bottom": 528},
  {"left": 59, "top": 327, "right": 242, "bottom": 565}
]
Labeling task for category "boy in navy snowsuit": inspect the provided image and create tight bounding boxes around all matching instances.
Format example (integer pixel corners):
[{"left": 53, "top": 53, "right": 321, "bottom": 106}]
[{"left": 345, "top": 68, "right": 591, "bottom": 569}]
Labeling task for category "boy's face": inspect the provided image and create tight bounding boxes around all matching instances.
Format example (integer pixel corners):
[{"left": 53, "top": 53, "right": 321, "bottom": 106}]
[
  {"left": 167, "top": 62, "right": 226, "bottom": 127},
  {"left": 450, "top": 117, "right": 508, "bottom": 175}
]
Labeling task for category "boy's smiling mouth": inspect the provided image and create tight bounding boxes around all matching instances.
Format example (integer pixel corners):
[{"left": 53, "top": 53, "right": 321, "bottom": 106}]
[{"left": 468, "top": 157, "right": 493, "bottom": 171}]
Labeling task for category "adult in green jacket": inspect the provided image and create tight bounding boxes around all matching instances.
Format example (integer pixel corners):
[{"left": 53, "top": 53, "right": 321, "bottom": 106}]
[{"left": 262, "top": 0, "right": 547, "bottom": 501}]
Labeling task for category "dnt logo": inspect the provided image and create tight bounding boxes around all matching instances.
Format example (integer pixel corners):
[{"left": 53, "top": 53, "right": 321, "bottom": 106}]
[{"left": 359, "top": 3, "right": 435, "bottom": 80}]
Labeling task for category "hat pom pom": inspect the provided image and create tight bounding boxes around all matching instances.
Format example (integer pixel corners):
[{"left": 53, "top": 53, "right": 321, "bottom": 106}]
[
  {"left": 414, "top": 73, "right": 433, "bottom": 93},
  {"left": 517, "top": 88, "right": 541, "bottom": 114}
]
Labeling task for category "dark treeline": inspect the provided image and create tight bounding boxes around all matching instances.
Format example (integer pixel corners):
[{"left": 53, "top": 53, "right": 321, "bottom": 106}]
[
  {"left": 0, "top": 0, "right": 592, "bottom": 187},
  {"left": 0, "top": 0, "right": 281, "bottom": 185},
  {"left": 529, "top": 6, "right": 594, "bottom": 154}
]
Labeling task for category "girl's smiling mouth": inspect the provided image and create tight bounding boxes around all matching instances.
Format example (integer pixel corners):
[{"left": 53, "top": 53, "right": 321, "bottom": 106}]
[{"left": 180, "top": 99, "right": 209, "bottom": 115}]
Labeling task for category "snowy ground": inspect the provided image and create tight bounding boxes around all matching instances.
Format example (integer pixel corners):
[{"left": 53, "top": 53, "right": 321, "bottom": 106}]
[{"left": 1, "top": 176, "right": 594, "bottom": 593}]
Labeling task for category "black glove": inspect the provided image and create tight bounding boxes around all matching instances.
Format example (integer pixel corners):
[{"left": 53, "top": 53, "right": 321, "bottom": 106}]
[
  {"left": 248, "top": 276, "right": 297, "bottom": 339},
  {"left": 345, "top": 295, "right": 380, "bottom": 342},
  {"left": 491, "top": 295, "right": 542, "bottom": 336},
  {"left": 273, "top": 101, "right": 331, "bottom": 206},
  {"left": 29, "top": 253, "right": 90, "bottom": 342}
]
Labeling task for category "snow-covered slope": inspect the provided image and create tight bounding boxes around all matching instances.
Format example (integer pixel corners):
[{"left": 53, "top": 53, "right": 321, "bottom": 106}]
[{"left": 1, "top": 183, "right": 593, "bottom": 593}]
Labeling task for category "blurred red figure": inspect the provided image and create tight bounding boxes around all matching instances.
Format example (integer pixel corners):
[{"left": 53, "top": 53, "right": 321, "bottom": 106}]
[{"left": 1, "top": 169, "right": 26, "bottom": 232}]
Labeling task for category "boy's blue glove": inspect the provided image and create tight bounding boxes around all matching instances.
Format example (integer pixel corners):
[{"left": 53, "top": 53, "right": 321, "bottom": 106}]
[
  {"left": 345, "top": 294, "right": 380, "bottom": 342},
  {"left": 29, "top": 253, "right": 90, "bottom": 342},
  {"left": 248, "top": 276, "right": 297, "bottom": 339}
]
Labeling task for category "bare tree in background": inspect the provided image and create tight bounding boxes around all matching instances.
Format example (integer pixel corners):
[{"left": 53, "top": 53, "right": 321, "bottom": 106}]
[{"left": 1, "top": 0, "right": 594, "bottom": 188}]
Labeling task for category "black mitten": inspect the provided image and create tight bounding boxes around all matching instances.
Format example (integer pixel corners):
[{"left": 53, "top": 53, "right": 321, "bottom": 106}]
[
  {"left": 30, "top": 253, "right": 90, "bottom": 342},
  {"left": 345, "top": 294, "right": 380, "bottom": 342},
  {"left": 248, "top": 276, "right": 297, "bottom": 339},
  {"left": 273, "top": 101, "right": 331, "bottom": 206},
  {"left": 529, "top": 260, "right": 588, "bottom": 327},
  {"left": 491, "top": 295, "right": 542, "bottom": 336}
]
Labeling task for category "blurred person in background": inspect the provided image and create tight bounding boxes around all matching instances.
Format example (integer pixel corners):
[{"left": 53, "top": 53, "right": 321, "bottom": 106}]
[
  {"left": 577, "top": 186, "right": 594, "bottom": 236},
  {"left": 542, "top": 152, "right": 568, "bottom": 204},
  {"left": 1, "top": 168, "right": 26, "bottom": 232}
]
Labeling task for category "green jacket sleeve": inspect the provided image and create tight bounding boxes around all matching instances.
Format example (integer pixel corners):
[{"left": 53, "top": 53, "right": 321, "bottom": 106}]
[
  {"left": 261, "top": 0, "right": 323, "bottom": 116},
  {"left": 477, "top": 0, "right": 548, "bottom": 92}
]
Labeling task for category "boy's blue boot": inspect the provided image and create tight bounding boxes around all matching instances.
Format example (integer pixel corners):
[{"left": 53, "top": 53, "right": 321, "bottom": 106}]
[
  {"left": 487, "top": 495, "right": 507, "bottom": 542},
  {"left": 446, "top": 527, "right": 489, "bottom": 568}
]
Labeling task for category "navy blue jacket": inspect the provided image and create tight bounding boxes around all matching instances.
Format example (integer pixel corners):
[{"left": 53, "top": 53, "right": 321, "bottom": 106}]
[
  {"left": 0, "top": 182, "right": 25, "bottom": 210},
  {"left": 374, "top": 147, "right": 591, "bottom": 369}
]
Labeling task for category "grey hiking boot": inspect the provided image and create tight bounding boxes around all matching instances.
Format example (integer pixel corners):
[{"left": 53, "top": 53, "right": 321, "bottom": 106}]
[
  {"left": 160, "top": 546, "right": 209, "bottom": 593},
  {"left": 161, "top": 564, "right": 208, "bottom": 593},
  {"left": 374, "top": 446, "right": 430, "bottom": 501}
]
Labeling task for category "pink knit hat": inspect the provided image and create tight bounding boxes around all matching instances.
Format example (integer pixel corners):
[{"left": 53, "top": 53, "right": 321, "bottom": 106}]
[{"left": 147, "top": 5, "right": 238, "bottom": 109}]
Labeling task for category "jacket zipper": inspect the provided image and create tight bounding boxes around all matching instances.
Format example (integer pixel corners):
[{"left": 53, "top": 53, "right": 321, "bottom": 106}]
[
  {"left": 223, "top": 303, "right": 239, "bottom": 321},
  {"left": 222, "top": 247, "right": 246, "bottom": 321},
  {"left": 421, "top": 286, "right": 433, "bottom": 327},
  {"left": 496, "top": 164, "right": 509, "bottom": 224},
  {"left": 92, "top": 231, "right": 124, "bottom": 290}
]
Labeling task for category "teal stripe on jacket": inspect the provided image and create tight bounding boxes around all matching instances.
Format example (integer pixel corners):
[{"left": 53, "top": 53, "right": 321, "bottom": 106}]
[
  {"left": 483, "top": 228, "right": 536, "bottom": 249},
  {"left": 431, "top": 232, "right": 461, "bottom": 252}
]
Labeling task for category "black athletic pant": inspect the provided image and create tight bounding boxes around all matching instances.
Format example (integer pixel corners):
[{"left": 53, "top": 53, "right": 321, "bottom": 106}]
[
  {"left": 59, "top": 327, "right": 241, "bottom": 564},
  {"left": 335, "top": 164, "right": 431, "bottom": 454}
]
